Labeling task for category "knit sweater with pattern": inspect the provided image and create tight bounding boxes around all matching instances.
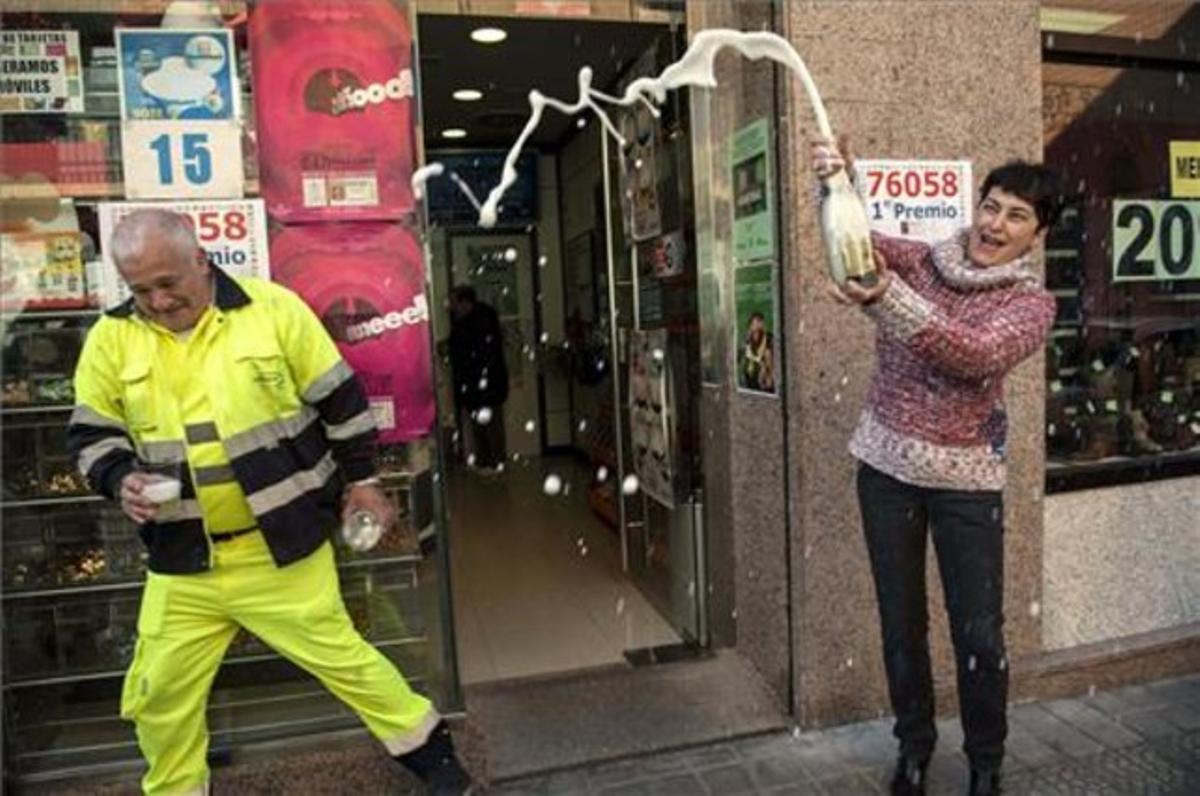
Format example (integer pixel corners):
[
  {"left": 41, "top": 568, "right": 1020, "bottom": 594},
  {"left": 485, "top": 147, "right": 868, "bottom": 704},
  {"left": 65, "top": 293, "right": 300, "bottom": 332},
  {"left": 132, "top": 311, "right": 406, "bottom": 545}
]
[{"left": 849, "top": 229, "right": 1056, "bottom": 492}]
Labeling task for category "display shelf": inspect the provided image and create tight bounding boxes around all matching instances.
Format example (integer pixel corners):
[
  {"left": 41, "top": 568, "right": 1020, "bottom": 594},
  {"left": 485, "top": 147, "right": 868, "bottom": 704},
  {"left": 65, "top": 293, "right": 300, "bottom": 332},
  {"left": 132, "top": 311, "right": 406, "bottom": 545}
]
[
  {"left": 4, "top": 636, "right": 429, "bottom": 691},
  {"left": 0, "top": 180, "right": 260, "bottom": 201},
  {"left": 338, "top": 552, "right": 423, "bottom": 568},
  {"left": 2, "top": 579, "right": 142, "bottom": 602},
  {"left": 2, "top": 308, "right": 101, "bottom": 320},
  {"left": 2, "top": 495, "right": 104, "bottom": 509},
  {"left": 0, "top": 182, "right": 124, "bottom": 201},
  {"left": 0, "top": 404, "right": 74, "bottom": 415}
]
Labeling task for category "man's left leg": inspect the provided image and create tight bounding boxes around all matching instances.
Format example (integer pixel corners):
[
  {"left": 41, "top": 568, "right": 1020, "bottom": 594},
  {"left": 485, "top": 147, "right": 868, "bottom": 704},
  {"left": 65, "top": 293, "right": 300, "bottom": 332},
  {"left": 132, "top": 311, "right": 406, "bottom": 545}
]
[
  {"left": 929, "top": 489, "right": 1007, "bottom": 792},
  {"left": 226, "top": 534, "right": 471, "bottom": 792}
]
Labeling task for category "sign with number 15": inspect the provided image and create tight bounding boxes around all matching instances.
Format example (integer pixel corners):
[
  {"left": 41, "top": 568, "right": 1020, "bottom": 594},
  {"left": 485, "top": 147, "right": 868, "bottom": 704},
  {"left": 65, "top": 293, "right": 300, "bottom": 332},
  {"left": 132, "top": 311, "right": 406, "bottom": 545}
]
[{"left": 121, "top": 119, "right": 243, "bottom": 199}]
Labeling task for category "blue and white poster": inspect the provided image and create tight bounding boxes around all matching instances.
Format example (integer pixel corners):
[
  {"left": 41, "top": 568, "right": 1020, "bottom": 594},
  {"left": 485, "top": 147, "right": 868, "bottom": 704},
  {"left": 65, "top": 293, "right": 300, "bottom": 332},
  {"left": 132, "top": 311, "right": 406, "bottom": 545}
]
[{"left": 115, "top": 28, "right": 239, "bottom": 122}]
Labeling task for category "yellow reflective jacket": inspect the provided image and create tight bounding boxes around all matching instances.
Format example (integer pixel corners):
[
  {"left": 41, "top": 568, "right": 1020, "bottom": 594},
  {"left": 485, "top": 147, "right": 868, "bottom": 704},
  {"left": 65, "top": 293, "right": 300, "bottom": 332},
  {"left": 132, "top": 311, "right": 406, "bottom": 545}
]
[{"left": 68, "top": 267, "right": 378, "bottom": 574}]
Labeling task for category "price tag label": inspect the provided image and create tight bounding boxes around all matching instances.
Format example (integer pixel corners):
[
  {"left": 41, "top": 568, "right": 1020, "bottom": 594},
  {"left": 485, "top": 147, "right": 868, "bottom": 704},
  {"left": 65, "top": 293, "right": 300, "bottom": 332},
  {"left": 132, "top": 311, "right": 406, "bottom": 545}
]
[
  {"left": 1111, "top": 199, "right": 1200, "bottom": 282},
  {"left": 855, "top": 159, "right": 973, "bottom": 244},
  {"left": 121, "top": 120, "right": 243, "bottom": 199}
]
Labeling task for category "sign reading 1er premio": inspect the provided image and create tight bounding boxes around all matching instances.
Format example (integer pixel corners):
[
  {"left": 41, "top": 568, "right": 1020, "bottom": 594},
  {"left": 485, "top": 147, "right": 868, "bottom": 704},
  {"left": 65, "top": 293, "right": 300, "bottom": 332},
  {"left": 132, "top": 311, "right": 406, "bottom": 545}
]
[
  {"left": 854, "top": 159, "right": 972, "bottom": 244},
  {"left": 1112, "top": 199, "right": 1200, "bottom": 282},
  {"left": 97, "top": 199, "right": 269, "bottom": 307}
]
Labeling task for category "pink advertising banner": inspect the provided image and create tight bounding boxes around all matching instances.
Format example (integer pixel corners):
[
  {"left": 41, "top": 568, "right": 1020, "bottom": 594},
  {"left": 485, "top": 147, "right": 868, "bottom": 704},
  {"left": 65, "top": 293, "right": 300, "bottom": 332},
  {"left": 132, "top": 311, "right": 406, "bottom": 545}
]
[
  {"left": 249, "top": 0, "right": 416, "bottom": 222},
  {"left": 270, "top": 223, "right": 434, "bottom": 443}
]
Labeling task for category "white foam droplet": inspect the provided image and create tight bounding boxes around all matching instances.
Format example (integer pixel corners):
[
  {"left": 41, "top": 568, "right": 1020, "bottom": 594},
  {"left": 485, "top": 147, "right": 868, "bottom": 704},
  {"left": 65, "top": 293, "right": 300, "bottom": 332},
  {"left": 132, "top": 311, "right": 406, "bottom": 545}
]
[
  {"left": 466, "top": 453, "right": 477, "bottom": 466},
  {"left": 596, "top": 466, "right": 609, "bottom": 482},
  {"left": 474, "top": 406, "right": 493, "bottom": 425},
  {"left": 478, "top": 377, "right": 489, "bottom": 390},
  {"left": 1029, "top": 601, "right": 1042, "bottom": 618},
  {"left": 615, "top": 597, "right": 625, "bottom": 614},
  {"left": 968, "top": 655, "right": 977, "bottom": 672},
  {"left": 579, "top": 545, "right": 588, "bottom": 556},
  {"left": 652, "top": 348, "right": 664, "bottom": 361},
  {"left": 542, "top": 474, "right": 563, "bottom": 496},
  {"left": 577, "top": 419, "right": 588, "bottom": 432},
  {"left": 538, "top": 255, "right": 548, "bottom": 267},
  {"left": 524, "top": 420, "right": 536, "bottom": 433},
  {"left": 539, "top": 332, "right": 550, "bottom": 343},
  {"left": 503, "top": 247, "right": 518, "bottom": 263},
  {"left": 621, "top": 474, "right": 640, "bottom": 495}
]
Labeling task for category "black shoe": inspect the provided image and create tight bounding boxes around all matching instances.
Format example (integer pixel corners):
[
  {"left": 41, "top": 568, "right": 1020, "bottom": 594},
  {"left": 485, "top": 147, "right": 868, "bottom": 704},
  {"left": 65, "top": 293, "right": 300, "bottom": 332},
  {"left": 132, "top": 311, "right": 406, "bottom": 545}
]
[
  {"left": 890, "top": 756, "right": 929, "bottom": 795},
  {"left": 394, "top": 720, "right": 473, "bottom": 795},
  {"left": 968, "top": 768, "right": 1001, "bottom": 795}
]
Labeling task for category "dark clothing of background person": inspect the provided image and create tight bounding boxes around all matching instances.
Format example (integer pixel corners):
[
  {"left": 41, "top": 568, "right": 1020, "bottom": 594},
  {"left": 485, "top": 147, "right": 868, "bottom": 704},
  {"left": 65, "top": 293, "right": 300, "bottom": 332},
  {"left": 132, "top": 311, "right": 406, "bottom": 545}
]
[{"left": 449, "top": 298, "right": 509, "bottom": 469}]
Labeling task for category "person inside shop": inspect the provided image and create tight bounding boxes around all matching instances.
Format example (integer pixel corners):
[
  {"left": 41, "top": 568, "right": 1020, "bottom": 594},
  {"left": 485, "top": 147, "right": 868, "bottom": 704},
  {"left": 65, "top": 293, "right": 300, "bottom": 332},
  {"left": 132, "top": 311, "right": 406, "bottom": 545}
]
[
  {"left": 66, "top": 209, "right": 473, "bottom": 796},
  {"left": 812, "top": 139, "right": 1063, "bottom": 796},
  {"left": 447, "top": 284, "right": 509, "bottom": 475}
]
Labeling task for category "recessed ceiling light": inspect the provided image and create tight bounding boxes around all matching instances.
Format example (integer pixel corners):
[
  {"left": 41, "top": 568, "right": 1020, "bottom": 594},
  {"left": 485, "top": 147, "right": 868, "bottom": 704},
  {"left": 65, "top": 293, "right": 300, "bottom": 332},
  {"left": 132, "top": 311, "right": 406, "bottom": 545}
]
[
  {"left": 441, "top": 128, "right": 467, "bottom": 139},
  {"left": 470, "top": 27, "right": 507, "bottom": 44},
  {"left": 453, "top": 89, "right": 484, "bottom": 102}
]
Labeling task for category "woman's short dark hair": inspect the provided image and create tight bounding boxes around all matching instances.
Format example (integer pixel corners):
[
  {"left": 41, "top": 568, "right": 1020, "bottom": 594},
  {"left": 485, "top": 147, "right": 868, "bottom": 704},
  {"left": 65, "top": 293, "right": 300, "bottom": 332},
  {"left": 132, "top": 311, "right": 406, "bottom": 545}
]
[{"left": 980, "top": 160, "right": 1065, "bottom": 231}]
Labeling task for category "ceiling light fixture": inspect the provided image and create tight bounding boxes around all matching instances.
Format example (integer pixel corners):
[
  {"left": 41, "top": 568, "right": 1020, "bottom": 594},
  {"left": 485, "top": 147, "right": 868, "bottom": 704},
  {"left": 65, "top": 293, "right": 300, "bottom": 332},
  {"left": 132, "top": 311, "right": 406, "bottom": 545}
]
[
  {"left": 470, "top": 27, "right": 507, "bottom": 44},
  {"left": 453, "top": 89, "right": 484, "bottom": 102},
  {"left": 441, "top": 128, "right": 468, "bottom": 139}
]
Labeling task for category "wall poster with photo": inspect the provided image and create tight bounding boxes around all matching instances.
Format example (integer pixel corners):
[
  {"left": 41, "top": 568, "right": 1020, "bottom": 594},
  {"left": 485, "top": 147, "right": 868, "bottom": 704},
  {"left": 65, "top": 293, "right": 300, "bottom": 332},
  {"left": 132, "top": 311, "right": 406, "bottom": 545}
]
[
  {"left": 629, "top": 328, "right": 675, "bottom": 507},
  {"left": 734, "top": 261, "right": 778, "bottom": 396}
]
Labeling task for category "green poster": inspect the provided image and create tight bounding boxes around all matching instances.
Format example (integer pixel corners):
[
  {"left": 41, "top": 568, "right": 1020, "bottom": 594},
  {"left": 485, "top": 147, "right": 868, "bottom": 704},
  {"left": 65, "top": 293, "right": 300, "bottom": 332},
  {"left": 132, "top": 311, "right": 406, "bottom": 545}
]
[
  {"left": 731, "top": 118, "right": 775, "bottom": 263},
  {"left": 734, "top": 262, "right": 777, "bottom": 395}
]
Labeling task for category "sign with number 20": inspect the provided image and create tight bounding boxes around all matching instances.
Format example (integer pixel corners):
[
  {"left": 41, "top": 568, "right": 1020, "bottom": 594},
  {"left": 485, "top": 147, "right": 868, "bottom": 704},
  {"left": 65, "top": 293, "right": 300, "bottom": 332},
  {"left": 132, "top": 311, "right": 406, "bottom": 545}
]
[{"left": 121, "top": 120, "right": 243, "bottom": 200}]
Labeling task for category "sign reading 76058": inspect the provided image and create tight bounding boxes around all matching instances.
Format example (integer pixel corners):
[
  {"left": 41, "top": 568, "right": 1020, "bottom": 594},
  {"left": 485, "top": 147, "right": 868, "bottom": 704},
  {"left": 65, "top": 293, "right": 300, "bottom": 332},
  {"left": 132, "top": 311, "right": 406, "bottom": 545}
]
[{"left": 1112, "top": 199, "right": 1200, "bottom": 282}]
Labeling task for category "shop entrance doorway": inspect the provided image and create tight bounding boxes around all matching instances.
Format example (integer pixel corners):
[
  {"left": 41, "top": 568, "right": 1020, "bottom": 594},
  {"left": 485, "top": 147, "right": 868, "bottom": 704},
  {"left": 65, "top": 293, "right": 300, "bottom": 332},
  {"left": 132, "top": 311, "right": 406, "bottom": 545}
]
[{"left": 416, "top": 12, "right": 707, "bottom": 689}]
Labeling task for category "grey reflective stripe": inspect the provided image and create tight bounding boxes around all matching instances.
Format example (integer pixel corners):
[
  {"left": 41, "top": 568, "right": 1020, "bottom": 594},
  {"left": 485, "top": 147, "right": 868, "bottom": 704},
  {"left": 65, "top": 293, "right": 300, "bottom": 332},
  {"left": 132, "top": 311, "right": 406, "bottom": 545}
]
[
  {"left": 193, "top": 464, "right": 236, "bottom": 486},
  {"left": 141, "top": 439, "right": 187, "bottom": 464},
  {"left": 223, "top": 407, "right": 320, "bottom": 459},
  {"left": 186, "top": 422, "right": 220, "bottom": 444},
  {"left": 71, "top": 404, "right": 126, "bottom": 430},
  {"left": 302, "top": 360, "right": 354, "bottom": 404},
  {"left": 246, "top": 452, "right": 336, "bottom": 517},
  {"left": 154, "top": 500, "right": 204, "bottom": 523},
  {"left": 78, "top": 435, "right": 134, "bottom": 475},
  {"left": 325, "top": 408, "right": 376, "bottom": 441}
]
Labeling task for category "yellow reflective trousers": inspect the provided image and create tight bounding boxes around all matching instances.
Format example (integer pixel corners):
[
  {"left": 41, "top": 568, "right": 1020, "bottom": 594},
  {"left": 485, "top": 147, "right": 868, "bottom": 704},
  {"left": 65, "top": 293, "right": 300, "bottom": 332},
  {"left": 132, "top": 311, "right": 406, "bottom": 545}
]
[{"left": 121, "top": 533, "right": 436, "bottom": 795}]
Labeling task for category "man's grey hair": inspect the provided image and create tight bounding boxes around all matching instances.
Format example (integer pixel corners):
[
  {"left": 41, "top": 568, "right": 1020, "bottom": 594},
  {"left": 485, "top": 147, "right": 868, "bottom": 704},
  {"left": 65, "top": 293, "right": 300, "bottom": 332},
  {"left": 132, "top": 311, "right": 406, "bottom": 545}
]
[{"left": 109, "top": 209, "right": 200, "bottom": 269}]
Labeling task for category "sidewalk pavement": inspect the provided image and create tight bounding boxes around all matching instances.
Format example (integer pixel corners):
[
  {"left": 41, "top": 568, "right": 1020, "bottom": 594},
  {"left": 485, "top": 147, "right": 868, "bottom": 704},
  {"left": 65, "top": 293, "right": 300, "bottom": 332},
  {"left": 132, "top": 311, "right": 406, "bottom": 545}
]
[{"left": 490, "top": 672, "right": 1200, "bottom": 795}]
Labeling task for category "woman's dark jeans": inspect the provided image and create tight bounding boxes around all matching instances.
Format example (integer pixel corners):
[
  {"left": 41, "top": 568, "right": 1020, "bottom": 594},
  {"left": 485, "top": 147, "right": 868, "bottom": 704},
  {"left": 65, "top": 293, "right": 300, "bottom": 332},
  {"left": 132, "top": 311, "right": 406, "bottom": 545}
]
[{"left": 857, "top": 463, "right": 1008, "bottom": 773}]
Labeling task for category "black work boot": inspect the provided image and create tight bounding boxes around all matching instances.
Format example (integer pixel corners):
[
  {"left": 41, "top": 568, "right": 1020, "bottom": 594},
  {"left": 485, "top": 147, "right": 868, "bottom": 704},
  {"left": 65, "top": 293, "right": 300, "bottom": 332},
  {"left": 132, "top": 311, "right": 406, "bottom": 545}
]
[
  {"left": 968, "top": 768, "right": 1001, "bottom": 795},
  {"left": 889, "top": 755, "right": 929, "bottom": 795},
  {"left": 394, "top": 720, "right": 473, "bottom": 795}
]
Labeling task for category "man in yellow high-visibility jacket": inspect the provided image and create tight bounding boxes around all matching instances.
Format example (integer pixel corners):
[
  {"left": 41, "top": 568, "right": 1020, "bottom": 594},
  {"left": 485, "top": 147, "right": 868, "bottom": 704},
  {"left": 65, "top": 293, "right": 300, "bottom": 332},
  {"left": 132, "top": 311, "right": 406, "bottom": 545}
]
[{"left": 67, "top": 209, "right": 471, "bottom": 795}]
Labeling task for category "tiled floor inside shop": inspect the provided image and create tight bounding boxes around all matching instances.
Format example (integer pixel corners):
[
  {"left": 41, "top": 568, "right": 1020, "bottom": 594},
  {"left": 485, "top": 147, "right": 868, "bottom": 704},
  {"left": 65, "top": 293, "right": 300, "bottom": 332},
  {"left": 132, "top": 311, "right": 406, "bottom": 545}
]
[{"left": 447, "top": 456, "right": 680, "bottom": 684}]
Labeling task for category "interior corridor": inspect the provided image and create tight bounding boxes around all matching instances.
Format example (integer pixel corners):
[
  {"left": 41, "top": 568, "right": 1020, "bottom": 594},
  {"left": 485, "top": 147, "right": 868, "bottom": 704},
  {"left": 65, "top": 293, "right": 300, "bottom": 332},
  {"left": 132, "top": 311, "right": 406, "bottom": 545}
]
[{"left": 447, "top": 456, "right": 680, "bottom": 685}]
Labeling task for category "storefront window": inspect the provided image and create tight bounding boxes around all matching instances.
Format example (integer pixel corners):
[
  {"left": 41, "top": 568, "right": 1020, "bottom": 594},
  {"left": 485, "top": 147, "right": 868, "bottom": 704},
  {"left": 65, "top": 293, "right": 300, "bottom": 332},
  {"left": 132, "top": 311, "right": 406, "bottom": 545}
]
[
  {"left": 1042, "top": 6, "right": 1200, "bottom": 492},
  {"left": 1, "top": 0, "right": 455, "bottom": 783}
]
